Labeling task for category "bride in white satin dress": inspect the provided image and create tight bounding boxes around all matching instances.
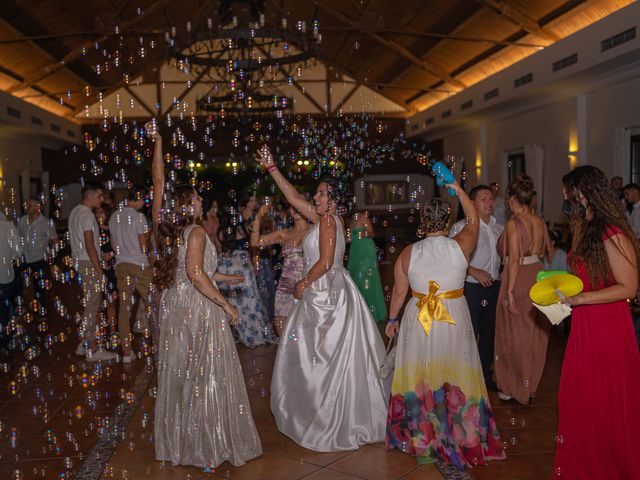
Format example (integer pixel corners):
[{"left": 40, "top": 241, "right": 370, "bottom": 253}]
[{"left": 257, "top": 146, "right": 388, "bottom": 452}]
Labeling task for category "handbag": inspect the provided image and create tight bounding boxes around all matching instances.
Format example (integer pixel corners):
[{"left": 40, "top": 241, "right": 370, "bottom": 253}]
[{"left": 378, "top": 334, "right": 397, "bottom": 380}]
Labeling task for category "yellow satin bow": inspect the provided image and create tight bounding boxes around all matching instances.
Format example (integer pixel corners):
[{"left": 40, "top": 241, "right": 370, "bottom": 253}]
[{"left": 412, "top": 280, "right": 464, "bottom": 336}]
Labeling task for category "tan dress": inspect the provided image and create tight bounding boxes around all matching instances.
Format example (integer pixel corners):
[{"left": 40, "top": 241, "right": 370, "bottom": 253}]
[
  {"left": 494, "top": 217, "right": 550, "bottom": 405},
  {"left": 155, "top": 225, "right": 262, "bottom": 468}
]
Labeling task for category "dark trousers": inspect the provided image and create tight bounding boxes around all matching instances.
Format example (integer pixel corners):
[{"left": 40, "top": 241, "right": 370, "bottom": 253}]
[
  {"left": 21, "top": 259, "right": 48, "bottom": 308},
  {"left": 464, "top": 280, "right": 500, "bottom": 389}
]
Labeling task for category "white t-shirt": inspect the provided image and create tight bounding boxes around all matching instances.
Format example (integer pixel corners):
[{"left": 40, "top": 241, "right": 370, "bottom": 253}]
[
  {"left": 68, "top": 204, "right": 101, "bottom": 263},
  {"left": 449, "top": 215, "right": 504, "bottom": 283},
  {"left": 108, "top": 206, "right": 150, "bottom": 268},
  {"left": 18, "top": 214, "right": 58, "bottom": 263},
  {"left": 0, "top": 220, "right": 22, "bottom": 284}
]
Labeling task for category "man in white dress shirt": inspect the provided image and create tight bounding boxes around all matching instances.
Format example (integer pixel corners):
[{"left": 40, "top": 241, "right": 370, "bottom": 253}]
[
  {"left": 490, "top": 182, "right": 508, "bottom": 226},
  {"left": 623, "top": 183, "right": 640, "bottom": 238},
  {"left": 109, "top": 185, "right": 151, "bottom": 364},
  {"left": 18, "top": 197, "right": 58, "bottom": 311},
  {"left": 0, "top": 212, "right": 23, "bottom": 350},
  {"left": 449, "top": 185, "right": 503, "bottom": 391},
  {"left": 68, "top": 181, "right": 117, "bottom": 362}
]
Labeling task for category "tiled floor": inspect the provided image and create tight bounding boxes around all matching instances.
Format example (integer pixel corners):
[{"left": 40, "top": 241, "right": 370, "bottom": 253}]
[
  {"left": 99, "top": 332, "right": 565, "bottom": 480},
  {"left": 2, "top": 274, "right": 564, "bottom": 480}
]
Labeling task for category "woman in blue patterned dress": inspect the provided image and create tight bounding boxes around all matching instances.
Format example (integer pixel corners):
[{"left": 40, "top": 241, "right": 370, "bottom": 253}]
[{"left": 217, "top": 208, "right": 277, "bottom": 347}]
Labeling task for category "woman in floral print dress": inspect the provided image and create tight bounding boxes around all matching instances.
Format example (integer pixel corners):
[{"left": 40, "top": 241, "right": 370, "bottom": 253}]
[{"left": 385, "top": 177, "right": 505, "bottom": 470}]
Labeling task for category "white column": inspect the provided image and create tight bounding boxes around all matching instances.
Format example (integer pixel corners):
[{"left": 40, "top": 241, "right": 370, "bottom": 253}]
[
  {"left": 479, "top": 125, "right": 488, "bottom": 184},
  {"left": 577, "top": 94, "right": 588, "bottom": 165}
]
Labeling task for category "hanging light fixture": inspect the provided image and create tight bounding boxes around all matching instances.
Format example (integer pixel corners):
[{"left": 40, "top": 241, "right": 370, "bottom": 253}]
[{"left": 166, "top": 0, "right": 321, "bottom": 114}]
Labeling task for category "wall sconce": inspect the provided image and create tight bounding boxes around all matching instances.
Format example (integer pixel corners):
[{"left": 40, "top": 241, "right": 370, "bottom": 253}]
[{"left": 567, "top": 151, "right": 578, "bottom": 169}]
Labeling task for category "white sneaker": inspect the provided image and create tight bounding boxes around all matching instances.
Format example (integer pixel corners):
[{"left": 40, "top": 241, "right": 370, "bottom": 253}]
[
  {"left": 86, "top": 348, "right": 118, "bottom": 362},
  {"left": 75, "top": 342, "right": 86, "bottom": 356},
  {"left": 497, "top": 391, "right": 512, "bottom": 401},
  {"left": 122, "top": 351, "right": 136, "bottom": 364}
]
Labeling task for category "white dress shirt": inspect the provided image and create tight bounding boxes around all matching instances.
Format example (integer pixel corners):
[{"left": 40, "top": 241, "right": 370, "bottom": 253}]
[
  {"left": 449, "top": 215, "right": 504, "bottom": 283},
  {"left": 18, "top": 214, "right": 58, "bottom": 263},
  {"left": 0, "top": 219, "right": 22, "bottom": 284}
]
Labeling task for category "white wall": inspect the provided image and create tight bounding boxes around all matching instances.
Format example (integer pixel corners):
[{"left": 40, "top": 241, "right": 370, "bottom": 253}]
[
  {"left": 0, "top": 133, "right": 43, "bottom": 219},
  {"left": 418, "top": 84, "right": 640, "bottom": 225},
  {"left": 587, "top": 75, "right": 640, "bottom": 177},
  {"left": 408, "top": 1, "right": 640, "bottom": 225}
]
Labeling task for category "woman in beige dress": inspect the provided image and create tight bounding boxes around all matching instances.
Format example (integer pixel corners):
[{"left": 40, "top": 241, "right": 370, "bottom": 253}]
[
  {"left": 494, "top": 175, "right": 550, "bottom": 405},
  {"left": 149, "top": 126, "right": 262, "bottom": 468}
]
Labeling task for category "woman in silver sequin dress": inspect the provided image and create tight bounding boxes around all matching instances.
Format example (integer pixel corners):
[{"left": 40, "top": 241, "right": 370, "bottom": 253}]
[{"left": 150, "top": 127, "right": 262, "bottom": 469}]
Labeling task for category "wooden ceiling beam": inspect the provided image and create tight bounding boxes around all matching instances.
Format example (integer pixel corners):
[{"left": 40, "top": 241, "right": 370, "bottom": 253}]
[
  {"left": 473, "top": 0, "right": 561, "bottom": 42},
  {"left": 332, "top": 83, "right": 359, "bottom": 115},
  {"left": 162, "top": 67, "right": 209, "bottom": 116},
  {"left": 7, "top": 0, "right": 171, "bottom": 95},
  {"left": 317, "top": 3, "right": 467, "bottom": 91},
  {"left": 318, "top": 27, "right": 545, "bottom": 48},
  {"left": 266, "top": 0, "right": 409, "bottom": 111},
  {"left": 254, "top": 43, "right": 325, "bottom": 114},
  {"left": 123, "top": 84, "right": 156, "bottom": 117}
]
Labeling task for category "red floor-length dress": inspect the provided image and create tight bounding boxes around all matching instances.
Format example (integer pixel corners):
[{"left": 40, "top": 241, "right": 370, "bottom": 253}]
[{"left": 553, "top": 226, "right": 640, "bottom": 479}]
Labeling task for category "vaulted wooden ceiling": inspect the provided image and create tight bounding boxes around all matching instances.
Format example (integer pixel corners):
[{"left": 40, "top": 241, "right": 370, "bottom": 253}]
[{"left": 0, "top": 0, "right": 632, "bottom": 122}]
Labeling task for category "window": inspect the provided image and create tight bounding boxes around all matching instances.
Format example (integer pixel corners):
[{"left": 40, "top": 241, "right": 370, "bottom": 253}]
[
  {"left": 552, "top": 53, "right": 578, "bottom": 72},
  {"left": 461, "top": 100, "right": 473, "bottom": 111},
  {"left": 601, "top": 27, "right": 636, "bottom": 52},
  {"left": 631, "top": 135, "right": 640, "bottom": 185},
  {"left": 514, "top": 73, "right": 533, "bottom": 88},
  {"left": 364, "top": 181, "right": 409, "bottom": 205},
  {"left": 441, "top": 109, "right": 452, "bottom": 119},
  {"left": 484, "top": 88, "right": 499, "bottom": 101},
  {"left": 508, "top": 151, "right": 526, "bottom": 183},
  {"left": 7, "top": 107, "right": 21, "bottom": 118}
]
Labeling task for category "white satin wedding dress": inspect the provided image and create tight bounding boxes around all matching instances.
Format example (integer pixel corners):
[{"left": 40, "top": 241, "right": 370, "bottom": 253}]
[{"left": 270, "top": 214, "right": 388, "bottom": 452}]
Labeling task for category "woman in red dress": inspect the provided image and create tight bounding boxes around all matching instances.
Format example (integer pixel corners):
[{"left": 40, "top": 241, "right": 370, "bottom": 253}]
[{"left": 554, "top": 166, "right": 640, "bottom": 479}]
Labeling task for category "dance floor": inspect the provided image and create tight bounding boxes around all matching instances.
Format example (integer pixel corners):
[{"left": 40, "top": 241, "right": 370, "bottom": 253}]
[{"left": 1, "top": 279, "right": 564, "bottom": 480}]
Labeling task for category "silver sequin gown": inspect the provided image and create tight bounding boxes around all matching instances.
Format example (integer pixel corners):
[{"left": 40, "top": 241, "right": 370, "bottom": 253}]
[
  {"left": 270, "top": 215, "right": 388, "bottom": 451},
  {"left": 155, "top": 225, "right": 262, "bottom": 468}
]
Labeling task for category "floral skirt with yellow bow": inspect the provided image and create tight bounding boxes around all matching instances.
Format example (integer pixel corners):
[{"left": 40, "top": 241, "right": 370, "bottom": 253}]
[{"left": 385, "top": 284, "right": 506, "bottom": 469}]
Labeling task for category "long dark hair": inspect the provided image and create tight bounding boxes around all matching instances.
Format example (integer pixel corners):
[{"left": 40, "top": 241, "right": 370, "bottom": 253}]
[
  {"left": 320, "top": 175, "right": 353, "bottom": 216},
  {"left": 568, "top": 166, "right": 639, "bottom": 288},
  {"left": 154, "top": 185, "right": 197, "bottom": 290}
]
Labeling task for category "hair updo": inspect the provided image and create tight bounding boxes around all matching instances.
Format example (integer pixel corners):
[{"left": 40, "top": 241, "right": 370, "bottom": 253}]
[
  {"left": 419, "top": 198, "right": 451, "bottom": 236},
  {"left": 320, "top": 175, "right": 353, "bottom": 216},
  {"left": 506, "top": 174, "right": 536, "bottom": 207}
]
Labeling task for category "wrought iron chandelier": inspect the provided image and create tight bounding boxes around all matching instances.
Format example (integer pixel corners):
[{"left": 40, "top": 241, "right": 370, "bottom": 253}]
[{"left": 165, "top": 0, "right": 322, "bottom": 115}]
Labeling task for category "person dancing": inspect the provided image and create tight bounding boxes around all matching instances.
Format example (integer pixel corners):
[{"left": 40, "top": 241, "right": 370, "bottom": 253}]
[
  {"left": 385, "top": 180, "right": 504, "bottom": 469},
  {"left": 554, "top": 166, "right": 640, "bottom": 479},
  {"left": 250, "top": 203, "right": 309, "bottom": 337},
  {"left": 217, "top": 204, "right": 276, "bottom": 347},
  {"left": 149, "top": 125, "right": 261, "bottom": 468},
  {"left": 257, "top": 145, "right": 388, "bottom": 452}
]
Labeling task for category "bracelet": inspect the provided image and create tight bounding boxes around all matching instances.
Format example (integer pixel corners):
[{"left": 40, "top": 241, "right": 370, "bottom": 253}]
[
  {"left": 266, "top": 164, "right": 277, "bottom": 173},
  {"left": 388, "top": 317, "right": 400, "bottom": 324}
]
